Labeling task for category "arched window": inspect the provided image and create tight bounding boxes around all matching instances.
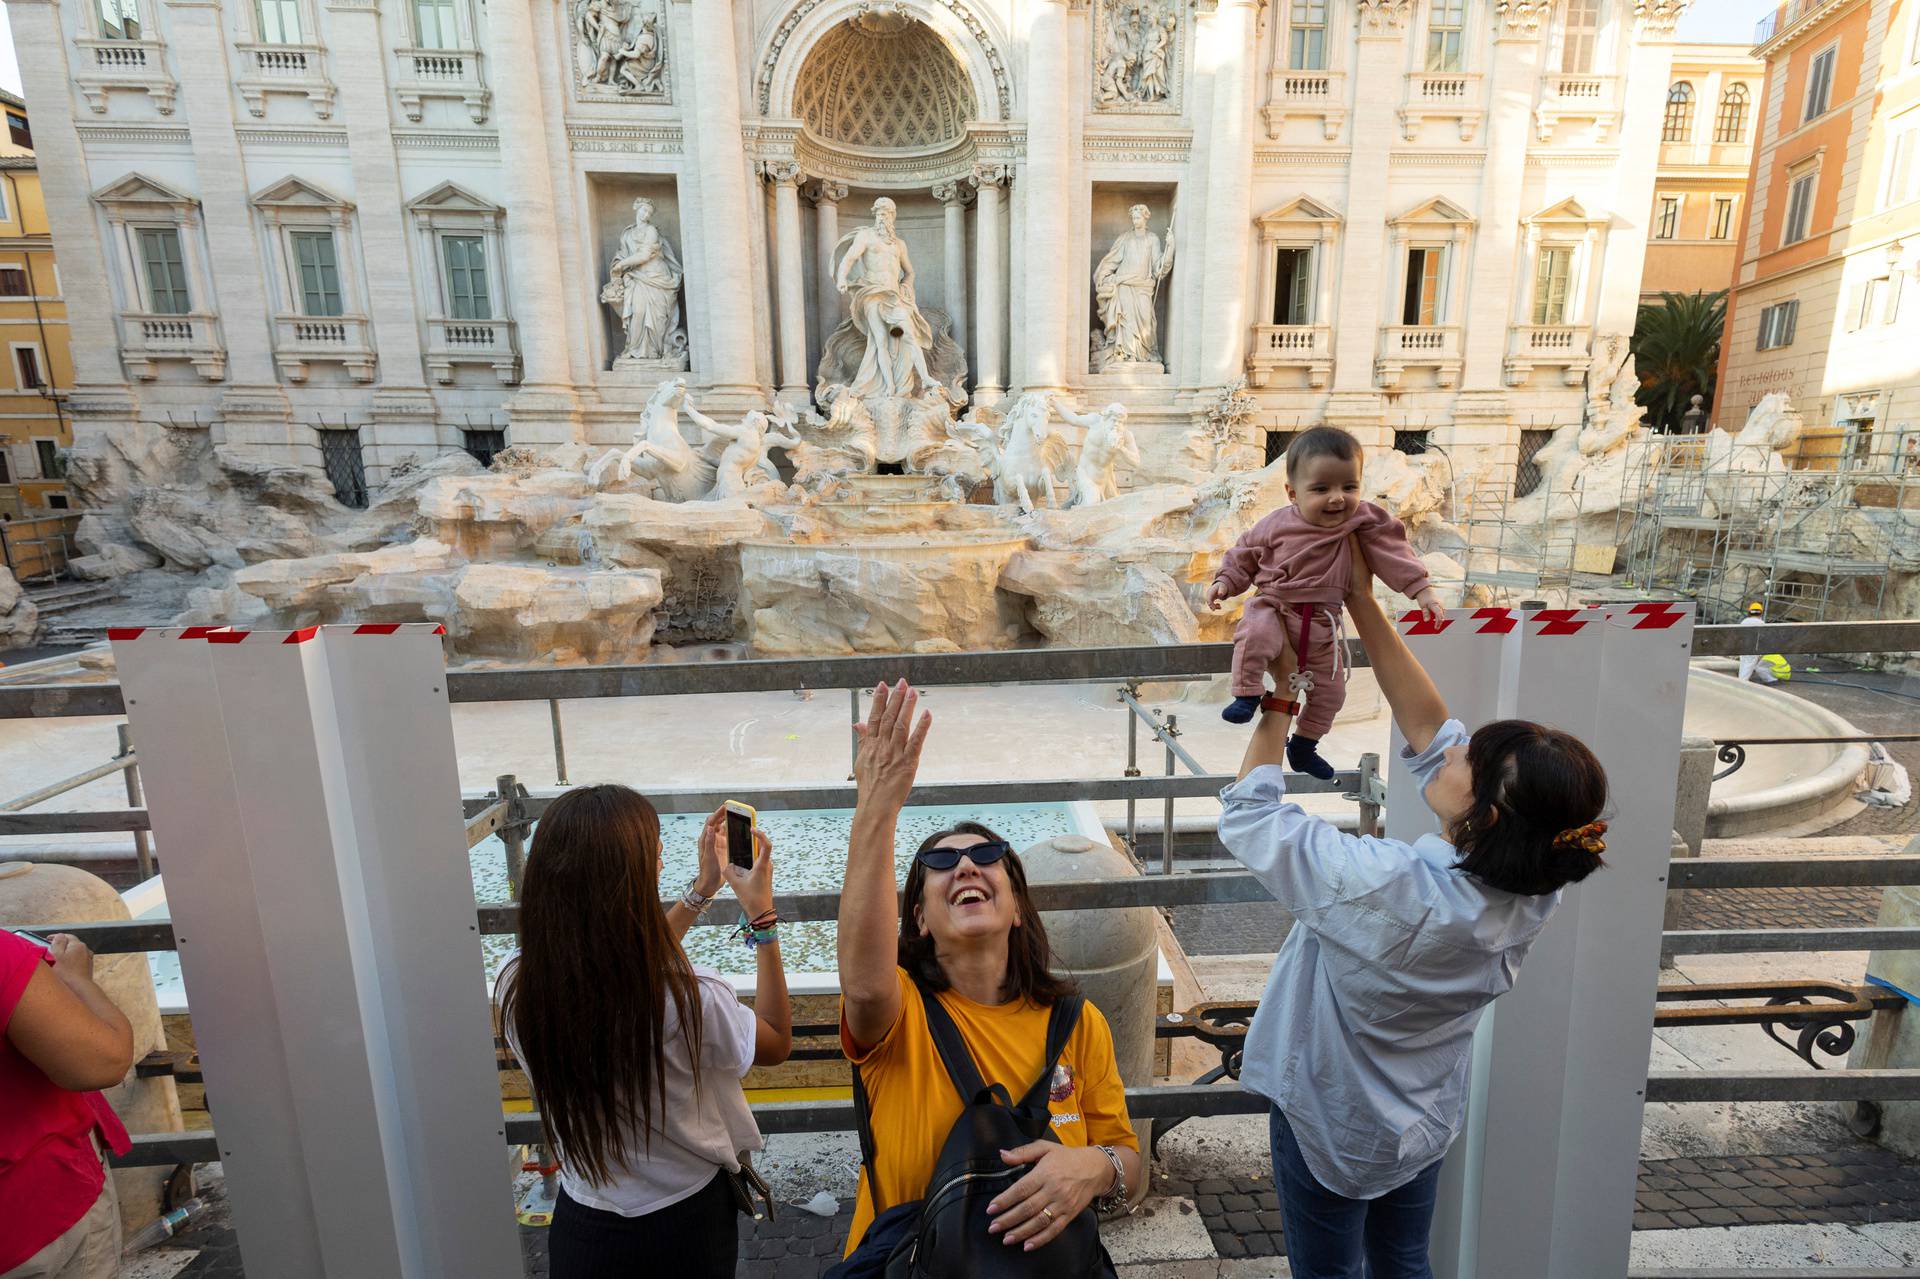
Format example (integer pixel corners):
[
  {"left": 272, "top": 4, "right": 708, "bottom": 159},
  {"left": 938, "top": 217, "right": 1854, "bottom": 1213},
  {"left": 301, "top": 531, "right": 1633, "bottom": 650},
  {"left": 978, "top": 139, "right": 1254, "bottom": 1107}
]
[
  {"left": 1663, "top": 81, "right": 1694, "bottom": 142},
  {"left": 1714, "top": 83, "right": 1750, "bottom": 142}
]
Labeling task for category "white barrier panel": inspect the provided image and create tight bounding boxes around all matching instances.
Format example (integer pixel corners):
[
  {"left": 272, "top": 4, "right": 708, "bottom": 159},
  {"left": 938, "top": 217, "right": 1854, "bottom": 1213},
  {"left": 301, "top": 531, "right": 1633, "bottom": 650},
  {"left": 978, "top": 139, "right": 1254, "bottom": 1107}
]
[
  {"left": 1382, "top": 604, "right": 1694, "bottom": 1279},
  {"left": 113, "top": 624, "right": 521, "bottom": 1279}
]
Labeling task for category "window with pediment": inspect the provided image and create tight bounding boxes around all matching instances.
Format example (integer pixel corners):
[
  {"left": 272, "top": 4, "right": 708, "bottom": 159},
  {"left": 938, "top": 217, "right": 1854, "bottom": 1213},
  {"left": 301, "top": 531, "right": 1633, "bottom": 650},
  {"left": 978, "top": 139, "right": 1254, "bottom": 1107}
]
[
  {"left": 252, "top": 177, "right": 375, "bottom": 382},
  {"left": 406, "top": 182, "right": 520, "bottom": 384},
  {"left": 92, "top": 173, "right": 225, "bottom": 381}
]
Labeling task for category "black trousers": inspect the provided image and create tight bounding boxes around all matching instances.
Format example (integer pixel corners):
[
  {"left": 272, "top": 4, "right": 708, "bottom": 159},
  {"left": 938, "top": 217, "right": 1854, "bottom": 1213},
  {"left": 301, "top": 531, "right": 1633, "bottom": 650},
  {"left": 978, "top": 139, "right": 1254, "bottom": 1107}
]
[{"left": 549, "top": 1171, "right": 739, "bottom": 1278}]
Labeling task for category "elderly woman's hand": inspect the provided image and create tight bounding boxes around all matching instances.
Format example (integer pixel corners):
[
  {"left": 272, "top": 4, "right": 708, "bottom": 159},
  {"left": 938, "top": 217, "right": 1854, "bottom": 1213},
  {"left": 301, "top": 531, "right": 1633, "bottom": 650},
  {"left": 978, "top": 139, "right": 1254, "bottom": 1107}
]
[
  {"left": 853, "top": 679, "right": 931, "bottom": 813},
  {"left": 986, "top": 1143, "right": 1119, "bottom": 1250}
]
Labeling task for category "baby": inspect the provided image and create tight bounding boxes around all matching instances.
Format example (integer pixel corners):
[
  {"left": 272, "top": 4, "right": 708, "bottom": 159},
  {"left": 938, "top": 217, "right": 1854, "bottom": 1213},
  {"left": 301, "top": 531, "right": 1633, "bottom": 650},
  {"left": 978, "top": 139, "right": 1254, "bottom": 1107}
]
[{"left": 1206, "top": 426, "right": 1444, "bottom": 779}]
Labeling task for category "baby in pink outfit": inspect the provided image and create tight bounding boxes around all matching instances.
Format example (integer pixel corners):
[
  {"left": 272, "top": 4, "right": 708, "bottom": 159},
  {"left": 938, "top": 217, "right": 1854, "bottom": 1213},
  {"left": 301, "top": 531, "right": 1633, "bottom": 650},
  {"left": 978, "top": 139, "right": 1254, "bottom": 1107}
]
[{"left": 1206, "top": 426, "right": 1444, "bottom": 778}]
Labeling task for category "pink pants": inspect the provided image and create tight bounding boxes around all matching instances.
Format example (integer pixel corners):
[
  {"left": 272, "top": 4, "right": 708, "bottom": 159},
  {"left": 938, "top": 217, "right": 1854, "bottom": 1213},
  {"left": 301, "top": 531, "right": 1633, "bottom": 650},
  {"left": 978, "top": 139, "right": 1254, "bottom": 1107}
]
[{"left": 1231, "top": 597, "right": 1345, "bottom": 738}]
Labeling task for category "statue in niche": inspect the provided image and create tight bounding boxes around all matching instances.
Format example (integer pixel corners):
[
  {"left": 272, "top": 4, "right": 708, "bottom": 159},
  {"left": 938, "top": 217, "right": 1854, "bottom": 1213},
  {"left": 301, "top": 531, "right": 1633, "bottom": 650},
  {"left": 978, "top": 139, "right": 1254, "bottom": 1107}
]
[
  {"left": 833, "top": 197, "right": 936, "bottom": 399},
  {"left": 1094, "top": 0, "right": 1175, "bottom": 107},
  {"left": 1056, "top": 400, "right": 1141, "bottom": 506},
  {"left": 577, "top": 0, "right": 668, "bottom": 95},
  {"left": 587, "top": 376, "right": 716, "bottom": 499},
  {"left": 602, "top": 197, "right": 688, "bottom": 368},
  {"left": 1091, "top": 203, "right": 1175, "bottom": 371}
]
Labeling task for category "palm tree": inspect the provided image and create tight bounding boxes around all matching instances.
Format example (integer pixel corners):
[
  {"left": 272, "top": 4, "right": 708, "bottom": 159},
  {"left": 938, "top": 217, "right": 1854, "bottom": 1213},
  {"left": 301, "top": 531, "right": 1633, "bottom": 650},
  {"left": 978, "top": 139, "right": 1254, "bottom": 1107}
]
[{"left": 1632, "top": 290, "right": 1726, "bottom": 432}]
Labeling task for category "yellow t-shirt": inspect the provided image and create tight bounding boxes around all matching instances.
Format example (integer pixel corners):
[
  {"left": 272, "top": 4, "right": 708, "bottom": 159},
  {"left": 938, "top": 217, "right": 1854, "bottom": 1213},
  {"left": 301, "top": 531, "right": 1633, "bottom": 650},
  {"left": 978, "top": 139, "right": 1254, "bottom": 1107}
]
[{"left": 839, "top": 967, "right": 1139, "bottom": 1255}]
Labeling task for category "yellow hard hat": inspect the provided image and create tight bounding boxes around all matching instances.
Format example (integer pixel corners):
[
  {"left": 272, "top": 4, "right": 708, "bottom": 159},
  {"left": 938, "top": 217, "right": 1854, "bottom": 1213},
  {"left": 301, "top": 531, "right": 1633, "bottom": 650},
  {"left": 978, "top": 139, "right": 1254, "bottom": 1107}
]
[{"left": 1747, "top": 602, "right": 1763, "bottom": 613}]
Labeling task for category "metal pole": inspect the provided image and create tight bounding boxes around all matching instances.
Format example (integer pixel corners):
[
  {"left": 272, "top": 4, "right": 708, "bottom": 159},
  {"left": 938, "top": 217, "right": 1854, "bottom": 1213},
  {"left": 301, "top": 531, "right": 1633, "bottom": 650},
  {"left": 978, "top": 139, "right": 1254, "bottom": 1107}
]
[
  {"left": 1123, "top": 685, "right": 1140, "bottom": 854},
  {"left": 497, "top": 773, "right": 527, "bottom": 908},
  {"left": 1162, "top": 714, "right": 1177, "bottom": 877},
  {"left": 850, "top": 688, "right": 861, "bottom": 781},
  {"left": 547, "top": 700, "right": 568, "bottom": 786},
  {"left": 120, "top": 723, "right": 153, "bottom": 881}
]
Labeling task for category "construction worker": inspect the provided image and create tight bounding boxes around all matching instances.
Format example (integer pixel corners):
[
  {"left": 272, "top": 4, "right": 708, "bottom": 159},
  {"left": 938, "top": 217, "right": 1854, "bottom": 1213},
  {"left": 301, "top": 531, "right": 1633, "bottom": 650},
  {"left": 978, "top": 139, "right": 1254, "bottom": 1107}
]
[{"left": 1738, "top": 603, "right": 1785, "bottom": 684}]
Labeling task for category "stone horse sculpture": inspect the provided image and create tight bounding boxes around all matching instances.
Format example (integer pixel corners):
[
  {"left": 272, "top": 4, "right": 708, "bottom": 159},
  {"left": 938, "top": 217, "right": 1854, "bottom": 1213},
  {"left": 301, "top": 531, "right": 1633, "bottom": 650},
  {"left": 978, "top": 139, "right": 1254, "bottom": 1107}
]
[
  {"left": 586, "top": 376, "right": 717, "bottom": 500},
  {"left": 972, "top": 391, "right": 1063, "bottom": 513}
]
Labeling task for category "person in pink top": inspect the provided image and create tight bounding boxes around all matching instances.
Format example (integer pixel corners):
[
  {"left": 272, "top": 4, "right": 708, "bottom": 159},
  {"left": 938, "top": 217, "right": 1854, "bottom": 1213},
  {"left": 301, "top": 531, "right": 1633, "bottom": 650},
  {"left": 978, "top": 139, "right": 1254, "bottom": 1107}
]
[
  {"left": 1, "top": 927, "right": 135, "bottom": 1279},
  {"left": 1207, "top": 427, "right": 1445, "bottom": 779}
]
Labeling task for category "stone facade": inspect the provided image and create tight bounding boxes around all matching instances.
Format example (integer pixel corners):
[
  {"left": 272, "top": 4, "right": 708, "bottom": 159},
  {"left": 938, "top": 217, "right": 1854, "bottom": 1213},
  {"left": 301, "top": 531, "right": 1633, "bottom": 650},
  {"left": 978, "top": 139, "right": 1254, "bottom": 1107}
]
[{"left": 11, "top": 0, "right": 1684, "bottom": 499}]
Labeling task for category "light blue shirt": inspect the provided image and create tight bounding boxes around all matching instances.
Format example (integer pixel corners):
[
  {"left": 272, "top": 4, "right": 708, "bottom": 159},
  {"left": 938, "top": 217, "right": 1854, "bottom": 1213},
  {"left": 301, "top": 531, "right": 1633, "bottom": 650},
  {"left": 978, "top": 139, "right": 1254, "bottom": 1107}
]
[{"left": 1218, "top": 720, "right": 1563, "bottom": 1200}]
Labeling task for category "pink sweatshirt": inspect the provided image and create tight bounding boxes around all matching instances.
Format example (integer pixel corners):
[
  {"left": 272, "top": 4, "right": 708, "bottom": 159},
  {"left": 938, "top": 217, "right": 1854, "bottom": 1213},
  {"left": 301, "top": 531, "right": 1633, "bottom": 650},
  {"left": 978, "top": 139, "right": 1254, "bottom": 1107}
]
[{"left": 1213, "top": 501, "right": 1431, "bottom": 606}]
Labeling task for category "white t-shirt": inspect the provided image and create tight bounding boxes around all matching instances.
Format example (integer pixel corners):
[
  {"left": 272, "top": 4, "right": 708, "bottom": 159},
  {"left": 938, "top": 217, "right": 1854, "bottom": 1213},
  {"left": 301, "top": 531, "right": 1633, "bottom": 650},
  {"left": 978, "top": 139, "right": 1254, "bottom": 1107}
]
[{"left": 499, "top": 954, "right": 764, "bottom": 1216}]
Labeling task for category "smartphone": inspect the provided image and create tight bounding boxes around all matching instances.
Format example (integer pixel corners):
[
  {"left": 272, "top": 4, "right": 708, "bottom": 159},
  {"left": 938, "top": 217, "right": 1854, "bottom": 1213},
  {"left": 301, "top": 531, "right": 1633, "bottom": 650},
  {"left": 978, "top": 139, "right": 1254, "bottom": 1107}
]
[
  {"left": 724, "top": 801, "right": 758, "bottom": 870},
  {"left": 10, "top": 928, "right": 52, "bottom": 952}
]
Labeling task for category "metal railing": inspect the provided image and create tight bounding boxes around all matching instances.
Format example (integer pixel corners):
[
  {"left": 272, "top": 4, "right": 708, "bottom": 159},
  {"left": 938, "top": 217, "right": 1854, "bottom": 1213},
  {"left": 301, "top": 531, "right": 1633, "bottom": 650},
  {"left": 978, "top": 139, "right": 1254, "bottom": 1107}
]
[{"left": 12, "top": 618, "right": 1920, "bottom": 1277}]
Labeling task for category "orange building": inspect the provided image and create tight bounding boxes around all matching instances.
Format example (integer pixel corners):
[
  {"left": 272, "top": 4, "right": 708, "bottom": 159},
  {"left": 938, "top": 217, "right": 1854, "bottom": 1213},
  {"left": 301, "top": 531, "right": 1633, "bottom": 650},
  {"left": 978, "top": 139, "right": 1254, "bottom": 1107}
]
[
  {"left": 1717, "top": 0, "right": 1920, "bottom": 442},
  {"left": 1643, "top": 44, "right": 1765, "bottom": 300},
  {"left": 0, "top": 88, "right": 74, "bottom": 519}
]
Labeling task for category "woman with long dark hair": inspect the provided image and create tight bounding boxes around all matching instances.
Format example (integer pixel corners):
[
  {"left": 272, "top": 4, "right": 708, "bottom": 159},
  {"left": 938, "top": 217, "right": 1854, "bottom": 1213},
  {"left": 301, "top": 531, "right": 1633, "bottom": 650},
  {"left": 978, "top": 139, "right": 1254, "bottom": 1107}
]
[
  {"left": 832, "top": 681, "right": 1144, "bottom": 1266},
  {"left": 497, "top": 786, "right": 791, "bottom": 1278},
  {"left": 1220, "top": 545, "right": 1610, "bottom": 1279}
]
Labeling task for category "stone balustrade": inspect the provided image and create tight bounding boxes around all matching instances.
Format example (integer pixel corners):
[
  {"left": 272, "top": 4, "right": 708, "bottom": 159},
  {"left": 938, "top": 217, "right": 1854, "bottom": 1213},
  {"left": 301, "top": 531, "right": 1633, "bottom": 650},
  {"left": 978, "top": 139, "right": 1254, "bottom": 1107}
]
[
  {"left": 426, "top": 317, "right": 521, "bottom": 385},
  {"left": 272, "top": 313, "right": 376, "bottom": 383},
  {"left": 118, "top": 312, "right": 227, "bottom": 382}
]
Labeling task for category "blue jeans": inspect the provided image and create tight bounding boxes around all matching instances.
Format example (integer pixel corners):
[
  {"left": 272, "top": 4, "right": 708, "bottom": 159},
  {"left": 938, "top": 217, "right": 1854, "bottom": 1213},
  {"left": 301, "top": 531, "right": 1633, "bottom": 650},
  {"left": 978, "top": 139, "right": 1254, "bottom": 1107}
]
[{"left": 1269, "top": 1107, "right": 1444, "bottom": 1279}]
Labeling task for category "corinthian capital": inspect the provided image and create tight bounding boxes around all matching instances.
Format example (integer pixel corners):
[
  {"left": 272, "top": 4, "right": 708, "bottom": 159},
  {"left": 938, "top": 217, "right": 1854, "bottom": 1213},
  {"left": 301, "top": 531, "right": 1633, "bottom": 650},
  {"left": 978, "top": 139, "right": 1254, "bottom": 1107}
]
[
  {"left": 931, "top": 180, "right": 976, "bottom": 207},
  {"left": 758, "top": 160, "right": 804, "bottom": 188},
  {"left": 1632, "top": 0, "right": 1687, "bottom": 36},
  {"left": 1354, "top": 0, "right": 1411, "bottom": 33},
  {"left": 805, "top": 179, "right": 850, "bottom": 206},
  {"left": 1495, "top": 0, "right": 1547, "bottom": 35},
  {"left": 969, "top": 162, "right": 1013, "bottom": 191}
]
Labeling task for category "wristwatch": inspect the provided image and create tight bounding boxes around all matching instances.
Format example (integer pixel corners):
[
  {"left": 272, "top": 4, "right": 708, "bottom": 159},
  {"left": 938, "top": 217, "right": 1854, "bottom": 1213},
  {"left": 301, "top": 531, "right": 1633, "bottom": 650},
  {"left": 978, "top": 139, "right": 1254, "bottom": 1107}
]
[
  {"left": 679, "top": 885, "right": 716, "bottom": 917},
  {"left": 1092, "top": 1145, "right": 1129, "bottom": 1216}
]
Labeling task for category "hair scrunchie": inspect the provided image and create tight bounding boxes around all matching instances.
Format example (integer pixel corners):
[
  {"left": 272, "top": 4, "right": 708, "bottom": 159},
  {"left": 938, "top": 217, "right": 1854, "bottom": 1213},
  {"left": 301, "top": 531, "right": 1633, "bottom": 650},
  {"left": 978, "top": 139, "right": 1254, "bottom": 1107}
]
[{"left": 1552, "top": 819, "right": 1608, "bottom": 856}]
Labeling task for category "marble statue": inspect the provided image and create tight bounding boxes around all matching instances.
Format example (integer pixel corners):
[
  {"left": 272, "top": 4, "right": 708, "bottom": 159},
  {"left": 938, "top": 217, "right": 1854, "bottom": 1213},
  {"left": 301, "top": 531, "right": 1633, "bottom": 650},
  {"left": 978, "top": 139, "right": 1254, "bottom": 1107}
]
[
  {"left": 987, "top": 392, "right": 1063, "bottom": 512},
  {"left": 602, "top": 198, "right": 688, "bottom": 367},
  {"left": 1704, "top": 391, "right": 1803, "bottom": 477},
  {"left": 1091, "top": 204, "right": 1175, "bottom": 370},
  {"left": 587, "top": 376, "right": 716, "bottom": 500},
  {"left": 1056, "top": 400, "right": 1140, "bottom": 506},
  {"left": 705, "top": 409, "right": 802, "bottom": 498},
  {"left": 579, "top": 0, "right": 667, "bottom": 95},
  {"left": 1094, "top": 0, "right": 1176, "bottom": 107},
  {"left": 833, "top": 197, "right": 935, "bottom": 398}
]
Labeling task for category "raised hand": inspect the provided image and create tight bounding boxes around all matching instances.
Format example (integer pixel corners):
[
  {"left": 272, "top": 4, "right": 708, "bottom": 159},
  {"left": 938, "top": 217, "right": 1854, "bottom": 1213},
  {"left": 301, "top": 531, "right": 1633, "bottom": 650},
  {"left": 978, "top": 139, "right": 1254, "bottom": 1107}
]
[
  {"left": 853, "top": 679, "right": 932, "bottom": 814},
  {"left": 1205, "top": 580, "right": 1232, "bottom": 611},
  {"left": 693, "top": 809, "right": 727, "bottom": 898}
]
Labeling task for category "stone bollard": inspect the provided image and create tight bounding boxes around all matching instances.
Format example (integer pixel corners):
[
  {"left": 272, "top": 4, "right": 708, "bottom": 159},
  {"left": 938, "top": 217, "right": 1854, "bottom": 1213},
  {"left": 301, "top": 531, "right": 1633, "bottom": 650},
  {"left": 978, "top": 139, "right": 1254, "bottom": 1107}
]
[
  {"left": 1018, "top": 833, "right": 1158, "bottom": 1188},
  {"left": 1661, "top": 736, "right": 1717, "bottom": 969},
  {"left": 0, "top": 861, "right": 187, "bottom": 1234},
  {"left": 1853, "top": 875, "right": 1920, "bottom": 1155}
]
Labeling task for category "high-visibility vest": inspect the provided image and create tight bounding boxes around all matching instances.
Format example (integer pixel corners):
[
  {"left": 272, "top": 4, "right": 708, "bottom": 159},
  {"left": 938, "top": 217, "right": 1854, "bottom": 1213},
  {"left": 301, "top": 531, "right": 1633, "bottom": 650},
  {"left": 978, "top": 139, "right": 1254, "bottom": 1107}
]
[{"left": 1762, "top": 653, "right": 1792, "bottom": 681}]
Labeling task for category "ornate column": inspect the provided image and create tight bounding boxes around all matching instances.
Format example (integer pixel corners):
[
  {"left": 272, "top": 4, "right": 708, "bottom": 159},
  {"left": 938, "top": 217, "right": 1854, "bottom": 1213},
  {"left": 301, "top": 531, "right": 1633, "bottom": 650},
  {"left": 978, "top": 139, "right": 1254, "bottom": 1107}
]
[
  {"left": 932, "top": 180, "right": 972, "bottom": 354},
  {"left": 686, "top": 0, "right": 761, "bottom": 398},
  {"left": 1196, "top": 0, "right": 1261, "bottom": 387},
  {"left": 970, "top": 164, "right": 1010, "bottom": 401},
  {"left": 808, "top": 180, "right": 848, "bottom": 365},
  {"left": 489, "top": 0, "right": 579, "bottom": 435},
  {"left": 1021, "top": 0, "right": 1071, "bottom": 390},
  {"left": 762, "top": 162, "right": 808, "bottom": 402}
]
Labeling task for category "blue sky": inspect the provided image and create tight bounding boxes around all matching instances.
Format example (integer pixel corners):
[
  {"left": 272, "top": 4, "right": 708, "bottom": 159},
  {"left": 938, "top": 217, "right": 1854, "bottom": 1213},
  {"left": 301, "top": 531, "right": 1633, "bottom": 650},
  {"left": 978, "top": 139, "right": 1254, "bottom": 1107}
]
[{"left": 0, "top": 0, "right": 1772, "bottom": 110}]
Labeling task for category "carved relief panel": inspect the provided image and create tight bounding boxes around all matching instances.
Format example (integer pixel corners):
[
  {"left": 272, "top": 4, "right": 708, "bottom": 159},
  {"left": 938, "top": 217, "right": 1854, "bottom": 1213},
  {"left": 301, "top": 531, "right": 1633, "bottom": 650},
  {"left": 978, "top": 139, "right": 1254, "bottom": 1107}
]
[
  {"left": 572, "top": 0, "right": 671, "bottom": 102},
  {"left": 1092, "top": 0, "right": 1182, "bottom": 115}
]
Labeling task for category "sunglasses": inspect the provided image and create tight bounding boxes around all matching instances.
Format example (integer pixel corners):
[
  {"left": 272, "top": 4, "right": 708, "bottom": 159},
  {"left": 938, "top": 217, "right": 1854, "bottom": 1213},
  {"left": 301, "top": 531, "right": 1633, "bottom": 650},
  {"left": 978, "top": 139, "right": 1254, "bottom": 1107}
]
[{"left": 915, "top": 840, "right": 1012, "bottom": 872}]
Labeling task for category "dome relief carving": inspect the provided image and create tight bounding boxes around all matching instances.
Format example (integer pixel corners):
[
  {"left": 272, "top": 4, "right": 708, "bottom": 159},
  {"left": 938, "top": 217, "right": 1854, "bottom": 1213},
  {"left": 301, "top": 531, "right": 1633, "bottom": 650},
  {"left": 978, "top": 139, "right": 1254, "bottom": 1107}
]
[{"left": 793, "top": 17, "right": 976, "bottom": 151}]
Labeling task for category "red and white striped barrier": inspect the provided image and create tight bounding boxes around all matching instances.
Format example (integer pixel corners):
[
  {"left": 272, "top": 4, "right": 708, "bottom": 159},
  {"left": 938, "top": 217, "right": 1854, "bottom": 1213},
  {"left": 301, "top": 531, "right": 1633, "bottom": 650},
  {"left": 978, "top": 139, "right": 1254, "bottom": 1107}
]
[{"left": 111, "top": 624, "right": 515, "bottom": 1279}]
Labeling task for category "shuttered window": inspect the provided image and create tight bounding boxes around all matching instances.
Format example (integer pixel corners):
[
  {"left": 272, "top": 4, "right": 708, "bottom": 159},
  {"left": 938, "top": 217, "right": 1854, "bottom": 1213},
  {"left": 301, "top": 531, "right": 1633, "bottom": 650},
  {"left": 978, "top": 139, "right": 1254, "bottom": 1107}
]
[
  {"left": 290, "top": 231, "right": 343, "bottom": 317},
  {"left": 1532, "top": 248, "right": 1572, "bottom": 325},
  {"left": 138, "top": 228, "right": 191, "bottom": 315}
]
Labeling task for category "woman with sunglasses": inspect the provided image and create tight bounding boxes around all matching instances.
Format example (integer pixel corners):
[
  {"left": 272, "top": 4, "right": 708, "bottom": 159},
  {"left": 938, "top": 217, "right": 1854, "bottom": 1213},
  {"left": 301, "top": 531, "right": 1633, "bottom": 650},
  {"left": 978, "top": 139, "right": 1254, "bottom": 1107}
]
[{"left": 833, "top": 680, "right": 1143, "bottom": 1263}]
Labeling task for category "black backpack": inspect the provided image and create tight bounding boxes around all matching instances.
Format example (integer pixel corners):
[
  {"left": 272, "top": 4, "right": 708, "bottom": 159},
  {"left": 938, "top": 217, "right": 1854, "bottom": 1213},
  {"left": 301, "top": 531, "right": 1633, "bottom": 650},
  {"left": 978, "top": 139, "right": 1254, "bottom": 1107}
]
[{"left": 843, "top": 975, "right": 1117, "bottom": 1279}]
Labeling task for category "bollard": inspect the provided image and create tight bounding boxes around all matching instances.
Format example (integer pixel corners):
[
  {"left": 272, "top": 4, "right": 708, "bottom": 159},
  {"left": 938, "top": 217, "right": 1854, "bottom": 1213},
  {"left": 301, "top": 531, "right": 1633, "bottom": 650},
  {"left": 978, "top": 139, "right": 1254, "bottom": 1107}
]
[
  {"left": 1661, "top": 736, "right": 1716, "bottom": 967},
  {"left": 120, "top": 723, "right": 154, "bottom": 881}
]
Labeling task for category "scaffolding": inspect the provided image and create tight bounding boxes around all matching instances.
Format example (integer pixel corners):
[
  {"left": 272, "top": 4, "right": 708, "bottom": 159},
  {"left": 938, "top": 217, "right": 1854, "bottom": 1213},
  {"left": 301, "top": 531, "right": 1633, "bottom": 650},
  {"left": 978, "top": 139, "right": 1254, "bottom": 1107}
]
[{"left": 1614, "top": 424, "right": 1920, "bottom": 623}]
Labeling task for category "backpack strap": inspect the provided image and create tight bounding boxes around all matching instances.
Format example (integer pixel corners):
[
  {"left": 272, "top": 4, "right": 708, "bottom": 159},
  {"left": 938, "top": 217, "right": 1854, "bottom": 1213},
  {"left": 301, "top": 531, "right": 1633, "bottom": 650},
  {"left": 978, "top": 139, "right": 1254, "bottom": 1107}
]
[
  {"left": 911, "top": 970, "right": 992, "bottom": 1105},
  {"left": 851, "top": 1058, "right": 884, "bottom": 1214},
  {"left": 1017, "top": 994, "right": 1085, "bottom": 1113}
]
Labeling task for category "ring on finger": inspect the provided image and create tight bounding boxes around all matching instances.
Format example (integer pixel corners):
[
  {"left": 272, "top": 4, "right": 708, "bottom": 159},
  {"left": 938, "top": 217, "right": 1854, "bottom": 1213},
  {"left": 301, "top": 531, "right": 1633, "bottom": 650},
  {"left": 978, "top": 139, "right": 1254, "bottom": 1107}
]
[{"left": 1041, "top": 1206, "right": 1055, "bottom": 1221}]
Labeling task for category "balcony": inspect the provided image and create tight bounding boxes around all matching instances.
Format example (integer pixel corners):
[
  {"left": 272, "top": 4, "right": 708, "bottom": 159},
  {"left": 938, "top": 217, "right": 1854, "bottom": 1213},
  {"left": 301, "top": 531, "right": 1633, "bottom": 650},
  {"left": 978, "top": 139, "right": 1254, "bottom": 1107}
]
[
  {"left": 74, "top": 37, "right": 177, "bottom": 114},
  {"left": 1375, "top": 324, "right": 1462, "bottom": 388},
  {"left": 1246, "top": 324, "right": 1334, "bottom": 388},
  {"left": 425, "top": 317, "right": 520, "bottom": 385},
  {"left": 236, "top": 43, "right": 335, "bottom": 118},
  {"left": 1533, "top": 74, "right": 1619, "bottom": 141},
  {"left": 1262, "top": 69, "right": 1346, "bottom": 141},
  {"left": 1503, "top": 323, "right": 1592, "bottom": 386},
  {"left": 393, "top": 47, "right": 490, "bottom": 124},
  {"left": 119, "top": 313, "right": 227, "bottom": 382},
  {"left": 1399, "top": 72, "right": 1482, "bottom": 142},
  {"left": 273, "top": 314, "right": 375, "bottom": 383}
]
